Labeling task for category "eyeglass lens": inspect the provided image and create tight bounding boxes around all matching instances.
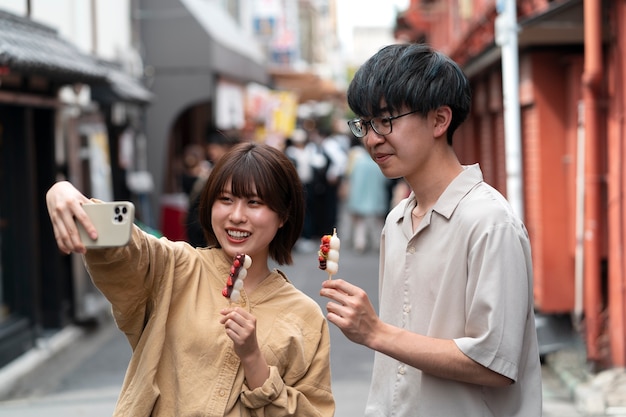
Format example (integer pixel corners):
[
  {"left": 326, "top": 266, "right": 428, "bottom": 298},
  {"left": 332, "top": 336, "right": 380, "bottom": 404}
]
[
  {"left": 349, "top": 119, "right": 366, "bottom": 137},
  {"left": 371, "top": 117, "right": 391, "bottom": 135},
  {"left": 348, "top": 117, "right": 392, "bottom": 138}
]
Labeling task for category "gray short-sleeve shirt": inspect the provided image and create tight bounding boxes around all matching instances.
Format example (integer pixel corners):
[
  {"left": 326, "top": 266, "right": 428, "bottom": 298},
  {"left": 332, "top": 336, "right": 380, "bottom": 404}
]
[{"left": 365, "top": 164, "right": 542, "bottom": 417}]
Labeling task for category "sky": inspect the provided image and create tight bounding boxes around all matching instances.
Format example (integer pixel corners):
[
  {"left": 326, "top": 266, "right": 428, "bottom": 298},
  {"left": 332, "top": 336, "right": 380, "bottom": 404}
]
[
  {"left": 335, "top": 0, "right": 409, "bottom": 65},
  {"left": 336, "top": 0, "right": 409, "bottom": 45}
]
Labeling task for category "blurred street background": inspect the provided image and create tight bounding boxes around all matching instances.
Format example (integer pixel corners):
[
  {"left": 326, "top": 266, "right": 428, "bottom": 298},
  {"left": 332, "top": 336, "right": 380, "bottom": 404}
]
[{"left": 1, "top": 0, "right": 626, "bottom": 416}]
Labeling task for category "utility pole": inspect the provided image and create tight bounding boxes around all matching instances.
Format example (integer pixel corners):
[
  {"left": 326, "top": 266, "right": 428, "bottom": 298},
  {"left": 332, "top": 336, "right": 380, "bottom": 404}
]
[
  {"left": 495, "top": 0, "right": 523, "bottom": 220},
  {"left": 91, "top": 0, "right": 98, "bottom": 55}
]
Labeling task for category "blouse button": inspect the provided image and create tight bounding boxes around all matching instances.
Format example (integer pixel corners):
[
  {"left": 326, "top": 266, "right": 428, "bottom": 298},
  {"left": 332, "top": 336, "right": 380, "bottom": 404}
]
[{"left": 408, "top": 246, "right": 416, "bottom": 254}]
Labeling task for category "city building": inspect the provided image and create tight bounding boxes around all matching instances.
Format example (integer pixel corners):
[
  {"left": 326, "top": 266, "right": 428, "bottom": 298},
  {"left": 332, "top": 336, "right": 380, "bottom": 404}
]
[
  {"left": 0, "top": 1, "right": 151, "bottom": 366},
  {"left": 395, "top": 0, "right": 626, "bottom": 368},
  {"left": 0, "top": 0, "right": 348, "bottom": 367}
]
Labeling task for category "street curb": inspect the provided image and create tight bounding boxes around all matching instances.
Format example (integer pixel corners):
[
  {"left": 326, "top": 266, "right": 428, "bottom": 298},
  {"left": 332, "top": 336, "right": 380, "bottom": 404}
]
[
  {"left": 546, "top": 348, "right": 590, "bottom": 391},
  {"left": 0, "top": 325, "right": 85, "bottom": 399},
  {"left": 547, "top": 348, "right": 626, "bottom": 416}
]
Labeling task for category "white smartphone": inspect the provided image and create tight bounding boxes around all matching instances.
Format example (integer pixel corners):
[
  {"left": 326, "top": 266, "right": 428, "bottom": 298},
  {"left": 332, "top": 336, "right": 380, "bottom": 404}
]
[{"left": 77, "top": 202, "right": 135, "bottom": 248}]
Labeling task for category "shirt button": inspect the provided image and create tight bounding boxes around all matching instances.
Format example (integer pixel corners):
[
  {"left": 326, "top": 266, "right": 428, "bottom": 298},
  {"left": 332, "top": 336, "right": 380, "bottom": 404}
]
[
  {"left": 219, "top": 389, "right": 226, "bottom": 397},
  {"left": 398, "top": 365, "right": 406, "bottom": 375},
  {"left": 403, "top": 305, "right": 411, "bottom": 313},
  {"left": 408, "top": 246, "right": 416, "bottom": 254}
]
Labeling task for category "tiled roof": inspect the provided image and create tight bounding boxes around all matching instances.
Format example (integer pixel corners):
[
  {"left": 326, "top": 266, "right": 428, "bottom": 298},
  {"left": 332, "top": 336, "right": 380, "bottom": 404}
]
[
  {"left": 0, "top": 10, "right": 152, "bottom": 103},
  {"left": 0, "top": 10, "right": 107, "bottom": 84},
  {"left": 92, "top": 59, "right": 154, "bottom": 104}
]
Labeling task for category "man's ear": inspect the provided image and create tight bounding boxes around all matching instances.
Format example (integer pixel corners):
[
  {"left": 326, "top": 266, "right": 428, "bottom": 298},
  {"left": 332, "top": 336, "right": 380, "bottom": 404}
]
[{"left": 433, "top": 106, "right": 452, "bottom": 139}]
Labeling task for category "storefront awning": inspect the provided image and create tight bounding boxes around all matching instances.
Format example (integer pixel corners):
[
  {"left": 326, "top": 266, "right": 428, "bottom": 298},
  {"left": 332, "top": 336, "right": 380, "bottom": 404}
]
[
  {"left": 138, "top": 0, "right": 268, "bottom": 86},
  {"left": 270, "top": 69, "right": 343, "bottom": 103},
  {"left": 180, "top": 0, "right": 265, "bottom": 66},
  {"left": 180, "top": 0, "right": 267, "bottom": 84},
  {"left": 462, "top": 0, "right": 586, "bottom": 78},
  {"left": 518, "top": 0, "right": 585, "bottom": 47}
]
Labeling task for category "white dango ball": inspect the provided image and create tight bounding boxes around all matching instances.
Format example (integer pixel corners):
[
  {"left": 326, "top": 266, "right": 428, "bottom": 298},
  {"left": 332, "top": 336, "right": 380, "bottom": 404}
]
[
  {"left": 327, "top": 249, "right": 340, "bottom": 262},
  {"left": 230, "top": 289, "right": 241, "bottom": 303},
  {"left": 243, "top": 255, "right": 252, "bottom": 269},
  {"left": 238, "top": 268, "right": 248, "bottom": 281},
  {"left": 326, "top": 261, "right": 339, "bottom": 275},
  {"left": 233, "top": 279, "right": 244, "bottom": 290},
  {"left": 330, "top": 234, "right": 340, "bottom": 250}
]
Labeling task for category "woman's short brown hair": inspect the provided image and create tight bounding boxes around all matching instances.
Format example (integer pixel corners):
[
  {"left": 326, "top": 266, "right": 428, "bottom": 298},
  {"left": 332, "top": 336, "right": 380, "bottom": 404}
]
[{"left": 198, "top": 142, "right": 304, "bottom": 265}]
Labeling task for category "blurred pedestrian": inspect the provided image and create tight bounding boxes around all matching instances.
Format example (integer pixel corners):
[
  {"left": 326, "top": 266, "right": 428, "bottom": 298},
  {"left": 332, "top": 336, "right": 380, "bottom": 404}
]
[
  {"left": 320, "top": 43, "right": 542, "bottom": 416},
  {"left": 186, "top": 130, "right": 239, "bottom": 247},
  {"left": 181, "top": 143, "right": 210, "bottom": 197},
  {"left": 346, "top": 141, "right": 390, "bottom": 253},
  {"left": 47, "top": 142, "right": 334, "bottom": 417},
  {"left": 306, "top": 122, "right": 347, "bottom": 238},
  {"left": 285, "top": 128, "right": 317, "bottom": 252}
]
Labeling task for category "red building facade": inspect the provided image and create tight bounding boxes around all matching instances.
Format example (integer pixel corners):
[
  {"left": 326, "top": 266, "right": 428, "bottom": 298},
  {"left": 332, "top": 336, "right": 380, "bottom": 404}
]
[{"left": 396, "top": 0, "right": 626, "bottom": 368}]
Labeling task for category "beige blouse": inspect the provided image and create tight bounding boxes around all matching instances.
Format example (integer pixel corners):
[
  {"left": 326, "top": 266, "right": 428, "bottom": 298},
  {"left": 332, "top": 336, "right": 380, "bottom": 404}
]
[{"left": 85, "top": 227, "right": 334, "bottom": 417}]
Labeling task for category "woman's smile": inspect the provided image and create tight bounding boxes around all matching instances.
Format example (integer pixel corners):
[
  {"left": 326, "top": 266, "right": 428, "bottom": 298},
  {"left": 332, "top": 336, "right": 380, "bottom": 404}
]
[{"left": 212, "top": 186, "right": 282, "bottom": 261}]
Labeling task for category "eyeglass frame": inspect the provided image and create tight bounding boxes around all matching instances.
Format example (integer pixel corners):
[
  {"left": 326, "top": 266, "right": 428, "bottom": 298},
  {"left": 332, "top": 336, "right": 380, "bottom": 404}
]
[{"left": 347, "top": 110, "right": 420, "bottom": 138}]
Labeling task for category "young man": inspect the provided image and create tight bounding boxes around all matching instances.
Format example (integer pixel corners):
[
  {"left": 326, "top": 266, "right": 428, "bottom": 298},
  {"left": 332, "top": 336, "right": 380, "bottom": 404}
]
[{"left": 320, "top": 43, "right": 542, "bottom": 416}]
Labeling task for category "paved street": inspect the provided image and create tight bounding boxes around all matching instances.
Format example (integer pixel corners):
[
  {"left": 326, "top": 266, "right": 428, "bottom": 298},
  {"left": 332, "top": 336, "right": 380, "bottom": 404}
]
[{"left": 0, "top": 243, "right": 587, "bottom": 416}]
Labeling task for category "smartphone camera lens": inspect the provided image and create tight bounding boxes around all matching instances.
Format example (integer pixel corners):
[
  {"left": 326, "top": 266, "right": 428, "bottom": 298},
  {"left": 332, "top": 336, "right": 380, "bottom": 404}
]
[{"left": 113, "top": 205, "right": 126, "bottom": 223}]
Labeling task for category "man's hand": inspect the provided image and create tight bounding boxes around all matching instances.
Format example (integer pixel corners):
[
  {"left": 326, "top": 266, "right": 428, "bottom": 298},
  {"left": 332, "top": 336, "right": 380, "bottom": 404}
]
[{"left": 320, "top": 278, "right": 381, "bottom": 347}]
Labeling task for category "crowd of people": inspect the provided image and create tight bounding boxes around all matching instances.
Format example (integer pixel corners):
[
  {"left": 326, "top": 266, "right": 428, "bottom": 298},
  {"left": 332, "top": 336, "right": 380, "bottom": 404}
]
[
  {"left": 46, "top": 43, "right": 541, "bottom": 417},
  {"left": 181, "top": 117, "right": 394, "bottom": 255}
]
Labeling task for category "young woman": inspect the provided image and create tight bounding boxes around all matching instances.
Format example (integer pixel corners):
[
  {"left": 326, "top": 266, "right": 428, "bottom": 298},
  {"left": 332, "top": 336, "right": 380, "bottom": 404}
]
[{"left": 47, "top": 142, "right": 334, "bottom": 417}]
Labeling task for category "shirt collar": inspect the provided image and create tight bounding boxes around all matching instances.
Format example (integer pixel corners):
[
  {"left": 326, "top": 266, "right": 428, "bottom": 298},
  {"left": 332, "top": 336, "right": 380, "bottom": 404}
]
[{"left": 398, "top": 164, "right": 484, "bottom": 223}]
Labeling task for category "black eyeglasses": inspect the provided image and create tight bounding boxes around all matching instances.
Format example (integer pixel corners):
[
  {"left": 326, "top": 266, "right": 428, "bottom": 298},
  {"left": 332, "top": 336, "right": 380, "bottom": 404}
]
[{"left": 347, "top": 110, "right": 420, "bottom": 138}]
